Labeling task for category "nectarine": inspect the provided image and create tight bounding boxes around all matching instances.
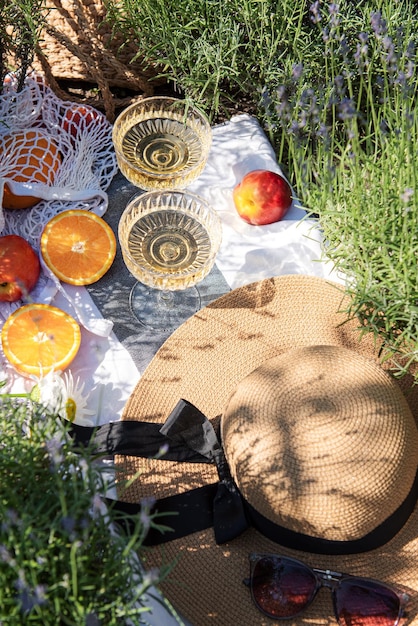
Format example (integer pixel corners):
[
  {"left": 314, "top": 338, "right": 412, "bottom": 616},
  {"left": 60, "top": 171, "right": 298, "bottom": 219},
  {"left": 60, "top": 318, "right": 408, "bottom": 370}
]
[
  {"left": 233, "top": 169, "right": 292, "bottom": 225},
  {"left": 0, "top": 235, "right": 40, "bottom": 302},
  {"left": 62, "top": 104, "right": 107, "bottom": 140}
]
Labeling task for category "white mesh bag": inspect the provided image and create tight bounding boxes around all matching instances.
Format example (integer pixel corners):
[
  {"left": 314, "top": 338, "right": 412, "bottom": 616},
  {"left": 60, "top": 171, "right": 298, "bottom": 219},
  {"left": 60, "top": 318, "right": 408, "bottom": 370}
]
[
  {"left": 0, "top": 73, "right": 117, "bottom": 246},
  {"left": 0, "top": 73, "right": 118, "bottom": 329}
]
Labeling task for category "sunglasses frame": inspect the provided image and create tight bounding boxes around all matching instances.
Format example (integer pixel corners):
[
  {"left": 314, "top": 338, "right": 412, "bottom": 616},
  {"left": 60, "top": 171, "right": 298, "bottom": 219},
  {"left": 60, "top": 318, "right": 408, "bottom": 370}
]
[{"left": 246, "top": 553, "right": 410, "bottom": 625}]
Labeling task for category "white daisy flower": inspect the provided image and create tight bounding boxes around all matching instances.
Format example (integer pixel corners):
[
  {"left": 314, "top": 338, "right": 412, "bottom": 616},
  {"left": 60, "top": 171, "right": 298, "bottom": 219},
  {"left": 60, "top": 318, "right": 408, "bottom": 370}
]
[{"left": 30, "top": 371, "right": 96, "bottom": 426}]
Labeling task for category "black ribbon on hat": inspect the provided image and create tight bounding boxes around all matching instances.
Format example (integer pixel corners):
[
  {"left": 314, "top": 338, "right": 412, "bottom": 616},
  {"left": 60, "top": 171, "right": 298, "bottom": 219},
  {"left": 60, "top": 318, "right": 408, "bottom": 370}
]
[
  {"left": 70, "top": 399, "right": 418, "bottom": 554},
  {"left": 159, "top": 399, "right": 249, "bottom": 544},
  {"left": 70, "top": 399, "right": 249, "bottom": 545}
]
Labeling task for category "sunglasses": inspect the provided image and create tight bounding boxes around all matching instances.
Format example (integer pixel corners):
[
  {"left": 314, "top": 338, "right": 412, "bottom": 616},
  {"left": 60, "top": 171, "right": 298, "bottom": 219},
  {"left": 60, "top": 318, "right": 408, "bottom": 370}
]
[{"left": 245, "top": 554, "right": 410, "bottom": 625}]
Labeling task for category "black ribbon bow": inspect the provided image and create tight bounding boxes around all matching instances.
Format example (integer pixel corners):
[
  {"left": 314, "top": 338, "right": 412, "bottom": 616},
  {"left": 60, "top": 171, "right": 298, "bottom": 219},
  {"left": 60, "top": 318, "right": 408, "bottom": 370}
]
[
  {"left": 160, "top": 399, "right": 249, "bottom": 544},
  {"left": 70, "top": 399, "right": 249, "bottom": 545}
]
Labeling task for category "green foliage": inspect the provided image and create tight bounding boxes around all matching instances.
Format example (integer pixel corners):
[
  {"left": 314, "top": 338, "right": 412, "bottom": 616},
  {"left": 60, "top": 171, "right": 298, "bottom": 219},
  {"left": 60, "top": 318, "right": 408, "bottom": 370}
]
[
  {"left": 262, "top": 0, "right": 418, "bottom": 376},
  {"left": 0, "top": 399, "right": 176, "bottom": 624},
  {"left": 0, "top": 0, "right": 48, "bottom": 92},
  {"left": 105, "top": 0, "right": 310, "bottom": 120}
]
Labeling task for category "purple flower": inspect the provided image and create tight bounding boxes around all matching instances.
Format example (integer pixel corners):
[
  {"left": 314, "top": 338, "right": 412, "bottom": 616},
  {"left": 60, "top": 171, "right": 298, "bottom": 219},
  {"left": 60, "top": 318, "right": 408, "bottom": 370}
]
[
  {"left": 275, "top": 86, "right": 291, "bottom": 120},
  {"left": 359, "top": 32, "right": 369, "bottom": 45},
  {"left": 337, "top": 97, "right": 357, "bottom": 121},
  {"left": 405, "top": 40, "right": 416, "bottom": 59},
  {"left": 290, "top": 120, "right": 302, "bottom": 136},
  {"left": 0, "top": 544, "right": 14, "bottom": 565},
  {"left": 328, "top": 3, "right": 340, "bottom": 30},
  {"left": 379, "top": 119, "right": 389, "bottom": 135},
  {"left": 292, "top": 63, "right": 303, "bottom": 81},
  {"left": 15, "top": 573, "right": 47, "bottom": 613},
  {"left": 261, "top": 87, "right": 272, "bottom": 109},
  {"left": 394, "top": 71, "right": 406, "bottom": 88},
  {"left": 382, "top": 35, "right": 395, "bottom": 53},
  {"left": 140, "top": 496, "right": 156, "bottom": 531},
  {"left": 61, "top": 516, "right": 76, "bottom": 535},
  {"left": 339, "top": 36, "right": 351, "bottom": 62},
  {"left": 18, "top": 586, "right": 47, "bottom": 612},
  {"left": 401, "top": 188, "right": 414, "bottom": 204},
  {"left": 328, "top": 77, "right": 345, "bottom": 107},
  {"left": 310, "top": 1, "right": 322, "bottom": 24},
  {"left": 322, "top": 26, "right": 330, "bottom": 44},
  {"left": 354, "top": 32, "right": 369, "bottom": 68},
  {"left": 2, "top": 509, "right": 22, "bottom": 535},
  {"left": 45, "top": 435, "right": 64, "bottom": 468},
  {"left": 317, "top": 123, "right": 329, "bottom": 139},
  {"left": 371, "top": 11, "right": 387, "bottom": 38},
  {"left": 406, "top": 60, "right": 415, "bottom": 80},
  {"left": 381, "top": 39, "right": 398, "bottom": 74},
  {"left": 354, "top": 43, "right": 369, "bottom": 68},
  {"left": 157, "top": 442, "right": 169, "bottom": 458}
]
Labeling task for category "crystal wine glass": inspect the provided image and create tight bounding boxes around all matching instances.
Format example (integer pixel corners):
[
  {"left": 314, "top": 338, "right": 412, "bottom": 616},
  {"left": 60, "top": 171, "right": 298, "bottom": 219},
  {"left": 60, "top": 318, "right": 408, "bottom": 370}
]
[
  {"left": 112, "top": 96, "right": 212, "bottom": 190},
  {"left": 118, "top": 190, "right": 222, "bottom": 332}
]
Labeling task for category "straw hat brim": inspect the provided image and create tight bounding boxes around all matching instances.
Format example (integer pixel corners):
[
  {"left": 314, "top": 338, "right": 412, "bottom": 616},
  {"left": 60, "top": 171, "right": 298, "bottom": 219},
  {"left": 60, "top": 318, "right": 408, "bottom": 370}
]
[{"left": 119, "top": 274, "right": 418, "bottom": 626}]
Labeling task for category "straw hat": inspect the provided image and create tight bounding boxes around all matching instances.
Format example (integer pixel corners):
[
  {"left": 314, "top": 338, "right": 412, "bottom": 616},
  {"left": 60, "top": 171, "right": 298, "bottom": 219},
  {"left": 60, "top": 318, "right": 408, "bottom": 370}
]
[{"left": 118, "top": 274, "right": 418, "bottom": 625}]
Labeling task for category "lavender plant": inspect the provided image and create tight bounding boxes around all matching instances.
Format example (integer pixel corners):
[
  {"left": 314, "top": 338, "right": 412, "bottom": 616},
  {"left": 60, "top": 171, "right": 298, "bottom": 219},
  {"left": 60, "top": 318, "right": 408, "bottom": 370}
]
[
  {"left": 262, "top": 0, "right": 418, "bottom": 377},
  {"left": 105, "top": 0, "right": 309, "bottom": 119},
  {"left": 0, "top": 395, "right": 178, "bottom": 625}
]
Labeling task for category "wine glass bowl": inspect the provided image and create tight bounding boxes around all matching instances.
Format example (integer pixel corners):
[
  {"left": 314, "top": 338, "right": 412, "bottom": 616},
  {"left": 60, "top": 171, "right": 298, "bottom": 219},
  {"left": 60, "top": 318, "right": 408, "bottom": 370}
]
[
  {"left": 118, "top": 190, "right": 222, "bottom": 330},
  {"left": 112, "top": 97, "right": 212, "bottom": 190}
]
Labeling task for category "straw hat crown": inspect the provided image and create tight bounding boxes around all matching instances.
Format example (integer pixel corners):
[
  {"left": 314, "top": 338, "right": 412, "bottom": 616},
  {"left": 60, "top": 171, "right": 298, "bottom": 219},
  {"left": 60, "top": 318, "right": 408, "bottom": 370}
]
[{"left": 222, "top": 345, "right": 418, "bottom": 543}]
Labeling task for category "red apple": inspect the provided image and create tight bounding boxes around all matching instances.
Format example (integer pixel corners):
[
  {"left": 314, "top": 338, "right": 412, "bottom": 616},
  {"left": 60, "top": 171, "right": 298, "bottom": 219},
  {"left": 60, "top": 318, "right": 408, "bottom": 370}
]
[
  {"left": 233, "top": 169, "right": 292, "bottom": 225},
  {"left": 62, "top": 104, "right": 107, "bottom": 139},
  {"left": 0, "top": 235, "right": 40, "bottom": 302}
]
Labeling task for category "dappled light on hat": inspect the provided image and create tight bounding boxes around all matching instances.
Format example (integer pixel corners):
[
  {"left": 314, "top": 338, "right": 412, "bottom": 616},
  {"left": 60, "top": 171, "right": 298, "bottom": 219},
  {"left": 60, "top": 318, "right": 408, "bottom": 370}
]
[
  {"left": 118, "top": 454, "right": 218, "bottom": 503},
  {"left": 209, "top": 275, "right": 278, "bottom": 309},
  {"left": 223, "top": 345, "right": 418, "bottom": 543}
]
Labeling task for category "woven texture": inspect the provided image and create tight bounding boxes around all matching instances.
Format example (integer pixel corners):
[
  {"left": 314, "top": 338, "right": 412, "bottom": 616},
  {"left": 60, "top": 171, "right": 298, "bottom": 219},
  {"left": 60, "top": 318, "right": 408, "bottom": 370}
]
[
  {"left": 119, "top": 274, "right": 418, "bottom": 626},
  {"left": 32, "top": 0, "right": 162, "bottom": 121},
  {"left": 223, "top": 345, "right": 417, "bottom": 541}
]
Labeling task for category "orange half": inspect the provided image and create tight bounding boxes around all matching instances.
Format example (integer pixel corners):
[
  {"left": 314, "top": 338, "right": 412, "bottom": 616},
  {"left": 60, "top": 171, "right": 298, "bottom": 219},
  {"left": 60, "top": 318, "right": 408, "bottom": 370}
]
[
  {"left": 1, "top": 303, "right": 81, "bottom": 376},
  {"left": 41, "top": 210, "right": 116, "bottom": 285}
]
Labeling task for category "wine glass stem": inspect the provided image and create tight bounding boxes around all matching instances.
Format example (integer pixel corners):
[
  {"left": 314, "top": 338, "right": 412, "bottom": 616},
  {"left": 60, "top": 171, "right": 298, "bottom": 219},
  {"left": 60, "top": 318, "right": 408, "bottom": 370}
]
[{"left": 158, "top": 289, "right": 175, "bottom": 309}]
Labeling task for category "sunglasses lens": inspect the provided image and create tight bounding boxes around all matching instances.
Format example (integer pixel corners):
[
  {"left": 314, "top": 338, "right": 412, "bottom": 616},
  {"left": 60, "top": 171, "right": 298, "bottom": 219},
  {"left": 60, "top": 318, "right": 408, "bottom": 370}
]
[
  {"left": 251, "top": 556, "right": 317, "bottom": 618},
  {"left": 335, "top": 578, "right": 401, "bottom": 626}
]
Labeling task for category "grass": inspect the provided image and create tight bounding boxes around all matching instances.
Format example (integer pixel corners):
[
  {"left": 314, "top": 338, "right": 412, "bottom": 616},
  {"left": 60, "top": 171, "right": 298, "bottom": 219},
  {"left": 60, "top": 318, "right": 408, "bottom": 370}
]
[
  {"left": 105, "top": 0, "right": 312, "bottom": 119},
  {"left": 106, "top": 0, "right": 418, "bottom": 379}
]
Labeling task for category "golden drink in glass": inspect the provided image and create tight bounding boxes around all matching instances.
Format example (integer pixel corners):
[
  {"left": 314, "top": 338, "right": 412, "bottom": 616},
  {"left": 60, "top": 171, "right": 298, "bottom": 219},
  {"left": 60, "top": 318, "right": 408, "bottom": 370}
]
[
  {"left": 119, "top": 190, "right": 222, "bottom": 331},
  {"left": 112, "top": 97, "right": 212, "bottom": 190}
]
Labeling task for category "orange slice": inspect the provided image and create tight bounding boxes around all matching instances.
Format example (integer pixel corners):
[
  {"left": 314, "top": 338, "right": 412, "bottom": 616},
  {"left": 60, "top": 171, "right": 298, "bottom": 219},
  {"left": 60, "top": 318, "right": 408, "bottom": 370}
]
[
  {"left": 1, "top": 303, "right": 81, "bottom": 376},
  {"left": 40, "top": 210, "right": 116, "bottom": 285}
]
